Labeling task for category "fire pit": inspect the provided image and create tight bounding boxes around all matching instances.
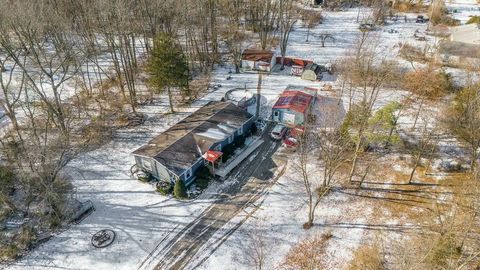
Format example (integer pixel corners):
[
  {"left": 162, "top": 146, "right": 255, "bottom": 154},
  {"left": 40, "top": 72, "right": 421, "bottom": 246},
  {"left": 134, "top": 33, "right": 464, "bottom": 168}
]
[{"left": 91, "top": 229, "right": 116, "bottom": 248}]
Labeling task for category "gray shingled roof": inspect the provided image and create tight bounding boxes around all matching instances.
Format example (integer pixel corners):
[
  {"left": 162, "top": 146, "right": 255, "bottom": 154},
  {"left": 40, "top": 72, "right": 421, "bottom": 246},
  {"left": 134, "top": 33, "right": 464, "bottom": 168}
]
[{"left": 133, "top": 101, "right": 253, "bottom": 176}]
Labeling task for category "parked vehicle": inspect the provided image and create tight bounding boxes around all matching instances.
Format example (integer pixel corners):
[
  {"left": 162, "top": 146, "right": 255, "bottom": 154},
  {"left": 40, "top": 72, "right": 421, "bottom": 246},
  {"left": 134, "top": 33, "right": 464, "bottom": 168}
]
[
  {"left": 416, "top": 15, "right": 429, "bottom": 23},
  {"left": 283, "top": 136, "right": 298, "bottom": 149},
  {"left": 282, "top": 127, "right": 303, "bottom": 150},
  {"left": 270, "top": 124, "right": 288, "bottom": 140},
  {"left": 359, "top": 23, "right": 375, "bottom": 32}
]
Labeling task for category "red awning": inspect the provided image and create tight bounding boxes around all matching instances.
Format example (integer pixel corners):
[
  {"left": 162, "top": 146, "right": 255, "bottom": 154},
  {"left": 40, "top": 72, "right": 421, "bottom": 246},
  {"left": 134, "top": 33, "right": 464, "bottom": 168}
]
[{"left": 203, "top": 150, "right": 223, "bottom": 162}]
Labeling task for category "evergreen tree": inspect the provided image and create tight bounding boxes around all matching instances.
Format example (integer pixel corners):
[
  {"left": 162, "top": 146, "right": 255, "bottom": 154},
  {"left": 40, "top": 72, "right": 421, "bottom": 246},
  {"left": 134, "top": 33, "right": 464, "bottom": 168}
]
[
  {"left": 147, "top": 34, "right": 189, "bottom": 113},
  {"left": 173, "top": 179, "right": 188, "bottom": 199}
]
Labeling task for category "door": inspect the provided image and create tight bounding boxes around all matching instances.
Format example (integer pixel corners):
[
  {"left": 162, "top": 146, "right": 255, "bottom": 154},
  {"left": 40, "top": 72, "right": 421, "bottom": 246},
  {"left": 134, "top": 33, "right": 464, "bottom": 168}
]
[{"left": 273, "top": 110, "right": 280, "bottom": 122}]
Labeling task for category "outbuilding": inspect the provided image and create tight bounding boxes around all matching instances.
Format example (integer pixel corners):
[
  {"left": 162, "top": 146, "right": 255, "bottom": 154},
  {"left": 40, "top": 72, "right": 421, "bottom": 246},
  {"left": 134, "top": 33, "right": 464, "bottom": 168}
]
[
  {"left": 301, "top": 63, "right": 322, "bottom": 81},
  {"left": 132, "top": 102, "right": 255, "bottom": 186},
  {"left": 241, "top": 49, "right": 276, "bottom": 72},
  {"left": 271, "top": 89, "right": 315, "bottom": 127}
]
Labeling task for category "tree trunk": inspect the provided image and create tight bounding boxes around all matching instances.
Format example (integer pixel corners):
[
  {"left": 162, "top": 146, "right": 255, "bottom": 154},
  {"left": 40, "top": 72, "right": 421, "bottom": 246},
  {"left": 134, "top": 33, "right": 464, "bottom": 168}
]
[
  {"left": 412, "top": 97, "right": 425, "bottom": 130},
  {"left": 168, "top": 87, "right": 175, "bottom": 113},
  {"left": 348, "top": 137, "right": 363, "bottom": 182},
  {"left": 409, "top": 155, "right": 421, "bottom": 184}
]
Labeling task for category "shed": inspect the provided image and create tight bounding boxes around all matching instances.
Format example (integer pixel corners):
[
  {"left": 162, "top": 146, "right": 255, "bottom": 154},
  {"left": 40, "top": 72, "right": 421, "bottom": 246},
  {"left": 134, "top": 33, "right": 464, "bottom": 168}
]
[
  {"left": 132, "top": 102, "right": 255, "bottom": 186},
  {"left": 302, "top": 63, "right": 322, "bottom": 81},
  {"left": 241, "top": 49, "right": 276, "bottom": 72},
  {"left": 271, "top": 90, "right": 315, "bottom": 127}
]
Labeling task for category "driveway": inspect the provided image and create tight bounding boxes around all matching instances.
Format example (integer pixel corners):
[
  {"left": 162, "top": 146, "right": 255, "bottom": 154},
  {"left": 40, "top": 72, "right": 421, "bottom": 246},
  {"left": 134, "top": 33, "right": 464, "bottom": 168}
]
[{"left": 144, "top": 124, "right": 284, "bottom": 270}]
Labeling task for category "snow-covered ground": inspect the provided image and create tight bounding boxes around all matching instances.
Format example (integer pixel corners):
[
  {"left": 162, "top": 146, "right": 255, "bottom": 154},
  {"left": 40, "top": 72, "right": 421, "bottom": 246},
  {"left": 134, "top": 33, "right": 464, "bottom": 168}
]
[{"left": 4, "top": 0, "right": 480, "bottom": 269}]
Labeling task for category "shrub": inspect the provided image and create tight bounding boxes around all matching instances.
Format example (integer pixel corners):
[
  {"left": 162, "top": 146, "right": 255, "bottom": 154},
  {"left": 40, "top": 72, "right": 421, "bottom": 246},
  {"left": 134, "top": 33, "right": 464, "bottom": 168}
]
[
  {"left": 404, "top": 68, "right": 453, "bottom": 98},
  {"left": 16, "top": 225, "right": 37, "bottom": 250},
  {"left": 173, "top": 180, "right": 188, "bottom": 199},
  {"left": 426, "top": 233, "right": 461, "bottom": 268},
  {"left": 195, "top": 177, "right": 210, "bottom": 189},
  {"left": 137, "top": 171, "right": 152, "bottom": 183},
  {"left": 251, "top": 123, "right": 258, "bottom": 135},
  {"left": 222, "top": 143, "right": 235, "bottom": 161},
  {"left": 348, "top": 244, "right": 385, "bottom": 270},
  {"left": 394, "top": 1, "right": 425, "bottom": 12},
  {"left": 196, "top": 166, "right": 211, "bottom": 179},
  {"left": 0, "top": 244, "right": 19, "bottom": 261},
  {"left": 467, "top": 16, "right": 480, "bottom": 24},
  {"left": 156, "top": 181, "right": 173, "bottom": 195},
  {"left": 282, "top": 233, "right": 333, "bottom": 269}
]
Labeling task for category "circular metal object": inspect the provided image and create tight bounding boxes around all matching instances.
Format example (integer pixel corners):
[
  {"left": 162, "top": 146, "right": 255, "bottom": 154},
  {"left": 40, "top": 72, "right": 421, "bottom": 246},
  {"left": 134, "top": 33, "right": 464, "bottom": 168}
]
[{"left": 91, "top": 229, "right": 116, "bottom": 248}]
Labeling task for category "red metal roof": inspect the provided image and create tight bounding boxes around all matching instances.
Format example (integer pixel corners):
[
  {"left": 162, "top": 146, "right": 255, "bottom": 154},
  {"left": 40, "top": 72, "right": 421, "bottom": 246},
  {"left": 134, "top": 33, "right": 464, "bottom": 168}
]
[
  {"left": 242, "top": 49, "right": 274, "bottom": 62},
  {"left": 203, "top": 150, "right": 223, "bottom": 163},
  {"left": 272, "top": 91, "right": 314, "bottom": 114}
]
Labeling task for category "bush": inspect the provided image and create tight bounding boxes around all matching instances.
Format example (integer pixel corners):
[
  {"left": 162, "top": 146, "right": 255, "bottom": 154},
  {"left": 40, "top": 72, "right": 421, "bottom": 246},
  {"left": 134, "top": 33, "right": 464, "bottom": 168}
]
[
  {"left": 348, "top": 244, "right": 385, "bottom": 270},
  {"left": 426, "top": 233, "right": 461, "bottom": 268},
  {"left": 0, "top": 166, "right": 15, "bottom": 196},
  {"left": 403, "top": 68, "right": 453, "bottom": 98},
  {"left": 467, "top": 16, "right": 480, "bottom": 24},
  {"left": 196, "top": 166, "right": 211, "bottom": 179},
  {"left": 251, "top": 123, "right": 258, "bottom": 135},
  {"left": 156, "top": 181, "right": 173, "bottom": 195},
  {"left": 394, "top": 1, "right": 425, "bottom": 12},
  {"left": 222, "top": 143, "right": 235, "bottom": 161},
  {"left": 137, "top": 171, "right": 152, "bottom": 183},
  {"left": 195, "top": 177, "right": 210, "bottom": 189},
  {"left": 173, "top": 180, "right": 187, "bottom": 199},
  {"left": 16, "top": 225, "right": 37, "bottom": 250},
  {"left": 0, "top": 244, "right": 19, "bottom": 261}
]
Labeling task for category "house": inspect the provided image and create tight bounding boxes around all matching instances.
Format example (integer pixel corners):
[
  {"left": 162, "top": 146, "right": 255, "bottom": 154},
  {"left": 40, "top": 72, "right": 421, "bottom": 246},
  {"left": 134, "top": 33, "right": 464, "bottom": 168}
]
[
  {"left": 132, "top": 102, "right": 255, "bottom": 186},
  {"left": 271, "top": 89, "right": 316, "bottom": 127},
  {"left": 241, "top": 49, "right": 276, "bottom": 72},
  {"left": 449, "top": 24, "right": 480, "bottom": 45},
  {"left": 301, "top": 63, "right": 322, "bottom": 81},
  {"left": 273, "top": 56, "right": 313, "bottom": 75}
]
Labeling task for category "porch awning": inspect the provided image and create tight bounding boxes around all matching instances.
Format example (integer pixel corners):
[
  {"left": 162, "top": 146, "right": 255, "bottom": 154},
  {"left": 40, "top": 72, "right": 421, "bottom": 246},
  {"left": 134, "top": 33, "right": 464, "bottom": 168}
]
[{"left": 203, "top": 150, "right": 223, "bottom": 163}]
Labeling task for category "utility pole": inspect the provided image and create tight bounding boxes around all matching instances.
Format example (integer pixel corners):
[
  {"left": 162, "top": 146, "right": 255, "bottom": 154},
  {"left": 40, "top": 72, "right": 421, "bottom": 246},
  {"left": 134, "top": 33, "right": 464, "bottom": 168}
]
[{"left": 256, "top": 72, "right": 263, "bottom": 118}]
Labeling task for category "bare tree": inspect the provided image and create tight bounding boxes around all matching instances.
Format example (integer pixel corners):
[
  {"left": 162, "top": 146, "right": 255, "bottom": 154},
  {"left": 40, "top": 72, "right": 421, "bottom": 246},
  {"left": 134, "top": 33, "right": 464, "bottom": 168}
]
[
  {"left": 405, "top": 121, "right": 437, "bottom": 184},
  {"left": 219, "top": 0, "right": 248, "bottom": 73},
  {"left": 445, "top": 84, "right": 480, "bottom": 171},
  {"left": 300, "top": 9, "right": 322, "bottom": 42},
  {"left": 339, "top": 33, "right": 396, "bottom": 182},
  {"left": 247, "top": 0, "right": 279, "bottom": 50},
  {"left": 318, "top": 33, "right": 335, "bottom": 47},
  {"left": 278, "top": 0, "right": 298, "bottom": 70}
]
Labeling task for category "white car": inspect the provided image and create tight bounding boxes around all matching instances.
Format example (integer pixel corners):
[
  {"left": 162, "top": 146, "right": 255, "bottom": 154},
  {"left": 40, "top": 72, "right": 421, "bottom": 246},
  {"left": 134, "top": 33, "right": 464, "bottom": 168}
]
[{"left": 270, "top": 124, "right": 288, "bottom": 140}]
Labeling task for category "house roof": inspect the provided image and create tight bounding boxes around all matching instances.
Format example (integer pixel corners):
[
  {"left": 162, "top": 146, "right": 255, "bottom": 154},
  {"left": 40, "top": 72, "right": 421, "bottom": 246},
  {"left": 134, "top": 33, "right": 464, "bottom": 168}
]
[
  {"left": 203, "top": 150, "right": 223, "bottom": 163},
  {"left": 273, "top": 90, "right": 314, "bottom": 114},
  {"left": 133, "top": 101, "right": 253, "bottom": 176},
  {"left": 275, "top": 56, "right": 313, "bottom": 67},
  {"left": 241, "top": 49, "right": 274, "bottom": 62}
]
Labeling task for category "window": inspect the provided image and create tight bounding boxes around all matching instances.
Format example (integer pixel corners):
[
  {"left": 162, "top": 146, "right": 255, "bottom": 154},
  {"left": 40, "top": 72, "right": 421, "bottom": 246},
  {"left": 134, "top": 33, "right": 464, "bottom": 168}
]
[
  {"left": 214, "top": 144, "right": 221, "bottom": 151},
  {"left": 238, "top": 125, "right": 243, "bottom": 135},
  {"left": 185, "top": 168, "right": 192, "bottom": 179},
  {"left": 228, "top": 134, "right": 234, "bottom": 144},
  {"left": 274, "top": 111, "right": 279, "bottom": 116}
]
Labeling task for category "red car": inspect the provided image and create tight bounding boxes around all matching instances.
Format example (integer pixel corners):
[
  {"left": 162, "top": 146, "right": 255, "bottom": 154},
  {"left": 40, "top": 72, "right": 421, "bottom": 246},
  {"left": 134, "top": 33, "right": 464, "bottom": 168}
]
[{"left": 282, "top": 127, "right": 304, "bottom": 150}]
